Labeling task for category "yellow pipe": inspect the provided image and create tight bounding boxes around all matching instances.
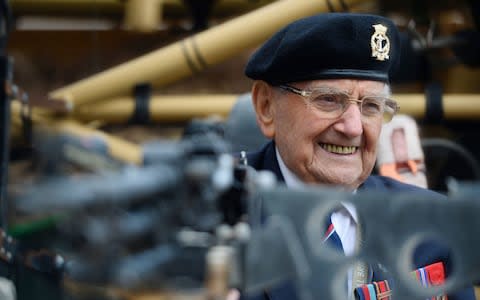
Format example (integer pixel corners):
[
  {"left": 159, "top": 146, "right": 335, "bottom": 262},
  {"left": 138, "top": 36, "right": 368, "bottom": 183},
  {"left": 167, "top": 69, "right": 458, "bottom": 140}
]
[
  {"left": 442, "top": 95, "right": 480, "bottom": 119},
  {"left": 73, "top": 95, "right": 238, "bottom": 123},
  {"left": 394, "top": 94, "right": 426, "bottom": 119},
  {"left": 71, "top": 93, "right": 480, "bottom": 124},
  {"left": 10, "top": 0, "right": 124, "bottom": 15},
  {"left": 47, "top": 119, "right": 143, "bottom": 165},
  {"left": 9, "top": 93, "right": 480, "bottom": 162},
  {"left": 10, "top": 102, "right": 142, "bottom": 164},
  {"left": 395, "top": 94, "right": 480, "bottom": 120},
  {"left": 148, "top": 95, "right": 237, "bottom": 122},
  {"left": 10, "top": 0, "right": 274, "bottom": 16},
  {"left": 48, "top": 0, "right": 367, "bottom": 110},
  {"left": 124, "top": 0, "right": 163, "bottom": 32}
]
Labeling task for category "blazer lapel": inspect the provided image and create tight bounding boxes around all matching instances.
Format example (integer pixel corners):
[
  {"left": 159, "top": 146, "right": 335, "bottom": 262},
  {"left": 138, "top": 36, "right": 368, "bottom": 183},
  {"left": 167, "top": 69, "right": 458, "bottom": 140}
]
[{"left": 246, "top": 141, "right": 285, "bottom": 183}]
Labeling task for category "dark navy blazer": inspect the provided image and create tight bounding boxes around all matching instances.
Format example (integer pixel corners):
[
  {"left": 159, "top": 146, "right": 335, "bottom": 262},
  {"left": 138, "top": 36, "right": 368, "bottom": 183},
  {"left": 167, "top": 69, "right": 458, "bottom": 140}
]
[{"left": 241, "top": 141, "right": 475, "bottom": 300}]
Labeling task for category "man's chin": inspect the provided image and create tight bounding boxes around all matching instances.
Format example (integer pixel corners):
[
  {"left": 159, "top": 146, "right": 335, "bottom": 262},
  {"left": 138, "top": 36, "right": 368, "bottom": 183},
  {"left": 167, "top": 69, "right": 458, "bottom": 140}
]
[
  {"left": 311, "top": 171, "right": 363, "bottom": 188},
  {"left": 337, "top": 169, "right": 365, "bottom": 186}
]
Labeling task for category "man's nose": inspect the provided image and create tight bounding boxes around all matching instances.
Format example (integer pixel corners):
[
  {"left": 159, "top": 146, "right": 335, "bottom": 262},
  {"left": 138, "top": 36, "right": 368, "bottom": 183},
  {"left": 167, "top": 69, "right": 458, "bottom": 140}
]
[{"left": 333, "top": 102, "right": 364, "bottom": 137}]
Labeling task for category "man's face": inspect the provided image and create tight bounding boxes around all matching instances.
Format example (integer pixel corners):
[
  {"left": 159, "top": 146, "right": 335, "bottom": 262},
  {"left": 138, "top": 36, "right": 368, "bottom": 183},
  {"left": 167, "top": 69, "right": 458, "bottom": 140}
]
[{"left": 265, "top": 79, "right": 387, "bottom": 190}]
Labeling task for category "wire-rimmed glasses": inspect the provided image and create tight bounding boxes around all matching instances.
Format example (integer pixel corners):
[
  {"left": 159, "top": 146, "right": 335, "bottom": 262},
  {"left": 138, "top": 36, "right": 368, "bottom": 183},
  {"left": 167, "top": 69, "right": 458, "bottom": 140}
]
[{"left": 278, "top": 84, "right": 399, "bottom": 123}]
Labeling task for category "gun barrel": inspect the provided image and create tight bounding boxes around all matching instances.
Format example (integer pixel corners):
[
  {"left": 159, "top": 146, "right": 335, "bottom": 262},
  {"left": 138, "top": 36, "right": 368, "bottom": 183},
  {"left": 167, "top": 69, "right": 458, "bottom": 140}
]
[{"left": 14, "top": 164, "right": 180, "bottom": 213}]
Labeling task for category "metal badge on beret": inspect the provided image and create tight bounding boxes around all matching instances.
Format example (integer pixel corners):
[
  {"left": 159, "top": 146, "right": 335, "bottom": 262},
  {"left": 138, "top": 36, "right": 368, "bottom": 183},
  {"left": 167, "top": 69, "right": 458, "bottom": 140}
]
[{"left": 371, "top": 24, "right": 390, "bottom": 61}]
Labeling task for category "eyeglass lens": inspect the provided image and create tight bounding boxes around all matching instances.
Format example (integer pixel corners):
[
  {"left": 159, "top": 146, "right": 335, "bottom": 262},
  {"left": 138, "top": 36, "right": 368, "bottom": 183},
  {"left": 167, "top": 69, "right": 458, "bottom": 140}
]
[{"left": 308, "top": 91, "right": 396, "bottom": 122}]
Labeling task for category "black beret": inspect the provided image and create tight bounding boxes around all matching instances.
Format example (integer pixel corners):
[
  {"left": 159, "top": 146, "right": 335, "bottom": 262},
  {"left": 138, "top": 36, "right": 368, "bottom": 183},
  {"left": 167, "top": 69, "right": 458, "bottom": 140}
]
[{"left": 245, "top": 13, "right": 400, "bottom": 84}]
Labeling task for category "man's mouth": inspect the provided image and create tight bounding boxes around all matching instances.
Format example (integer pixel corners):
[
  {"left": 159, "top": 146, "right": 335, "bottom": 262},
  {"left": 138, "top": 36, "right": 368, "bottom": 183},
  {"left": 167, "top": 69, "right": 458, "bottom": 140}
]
[{"left": 319, "top": 143, "right": 358, "bottom": 155}]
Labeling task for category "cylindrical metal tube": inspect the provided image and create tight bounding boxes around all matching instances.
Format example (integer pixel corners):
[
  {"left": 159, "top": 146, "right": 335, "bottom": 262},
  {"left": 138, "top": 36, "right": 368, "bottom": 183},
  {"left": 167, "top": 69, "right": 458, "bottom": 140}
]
[
  {"left": 72, "top": 94, "right": 238, "bottom": 123},
  {"left": 48, "top": 0, "right": 366, "bottom": 109},
  {"left": 124, "top": 0, "right": 162, "bottom": 32},
  {"left": 442, "top": 94, "right": 480, "bottom": 119},
  {"left": 395, "top": 94, "right": 480, "bottom": 120},
  {"left": 48, "top": 120, "right": 143, "bottom": 164},
  {"left": 71, "top": 93, "right": 480, "bottom": 123},
  {"left": 10, "top": 0, "right": 124, "bottom": 14},
  {"left": 12, "top": 93, "right": 478, "bottom": 163},
  {"left": 10, "top": 102, "right": 142, "bottom": 164},
  {"left": 394, "top": 94, "right": 426, "bottom": 118},
  {"left": 9, "top": 0, "right": 275, "bottom": 16}
]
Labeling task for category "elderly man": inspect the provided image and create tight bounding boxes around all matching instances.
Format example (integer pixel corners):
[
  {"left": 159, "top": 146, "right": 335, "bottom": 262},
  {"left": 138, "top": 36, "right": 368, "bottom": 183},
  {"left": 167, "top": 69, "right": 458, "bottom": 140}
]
[{"left": 241, "top": 12, "right": 475, "bottom": 300}]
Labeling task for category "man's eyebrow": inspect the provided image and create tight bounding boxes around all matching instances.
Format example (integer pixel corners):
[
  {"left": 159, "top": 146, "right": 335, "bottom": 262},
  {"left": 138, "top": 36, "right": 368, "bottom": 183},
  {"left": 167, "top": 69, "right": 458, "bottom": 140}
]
[
  {"left": 364, "top": 90, "right": 390, "bottom": 97},
  {"left": 361, "top": 85, "right": 392, "bottom": 98},
  {"left": 306, "top": 85, "right": 349, "bottom": 93},
  {"left": 374, "top": 83, "right": 392, "bottom": 97}
]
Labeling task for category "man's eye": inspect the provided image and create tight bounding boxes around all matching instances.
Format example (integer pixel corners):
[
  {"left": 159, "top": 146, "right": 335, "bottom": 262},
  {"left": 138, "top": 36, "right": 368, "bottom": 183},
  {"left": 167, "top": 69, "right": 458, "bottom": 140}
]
[
  {"left": 362, "top": 98, "right": 383, "bottom": 113},
  {"left": 313, "top": 94, "right": 342, "bottom": 104},
  {"left": 322, "top": 94, "right": 341, "bottom": 103}
]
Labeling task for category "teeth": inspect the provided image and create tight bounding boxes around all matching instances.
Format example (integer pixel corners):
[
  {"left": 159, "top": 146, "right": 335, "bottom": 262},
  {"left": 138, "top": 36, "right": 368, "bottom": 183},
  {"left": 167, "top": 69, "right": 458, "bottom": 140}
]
[{"left": 321, "top": 143, "right": 357, "bottom": 154}]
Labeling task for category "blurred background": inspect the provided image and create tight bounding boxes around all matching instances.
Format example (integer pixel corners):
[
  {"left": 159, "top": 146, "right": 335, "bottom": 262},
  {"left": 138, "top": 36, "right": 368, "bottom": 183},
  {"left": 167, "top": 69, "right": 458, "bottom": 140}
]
[
  {"left": 2, "top": 0, "right": 480, "bottom": 299},
  {"left": 5, "top": 0, "right": 480, "bottom": 189}
]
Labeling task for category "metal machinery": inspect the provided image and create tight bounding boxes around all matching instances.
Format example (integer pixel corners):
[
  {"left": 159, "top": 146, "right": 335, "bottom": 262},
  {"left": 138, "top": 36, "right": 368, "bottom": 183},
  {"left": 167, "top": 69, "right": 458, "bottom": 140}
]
[{"left": 1, "top": 0, "right": 480, "bottom": 299}]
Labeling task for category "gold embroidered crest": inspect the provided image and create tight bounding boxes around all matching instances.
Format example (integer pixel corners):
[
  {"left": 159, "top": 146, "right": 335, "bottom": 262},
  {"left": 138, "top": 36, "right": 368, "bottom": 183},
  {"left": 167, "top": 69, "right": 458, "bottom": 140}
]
[{"left": 371, "top": 24, "right": 390, "bottom": 61}]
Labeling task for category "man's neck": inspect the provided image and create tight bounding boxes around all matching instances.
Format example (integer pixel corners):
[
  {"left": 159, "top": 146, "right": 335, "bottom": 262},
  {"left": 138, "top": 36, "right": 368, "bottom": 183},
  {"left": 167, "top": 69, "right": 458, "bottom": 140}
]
[{"left": 275, "top": 147, "right": 305, "bottom": 189}]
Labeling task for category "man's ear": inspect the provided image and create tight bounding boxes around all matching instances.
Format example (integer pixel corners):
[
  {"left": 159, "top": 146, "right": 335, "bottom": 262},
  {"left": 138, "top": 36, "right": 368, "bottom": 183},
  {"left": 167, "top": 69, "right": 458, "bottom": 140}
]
[{"left": 251, "top": 81, "right": 275, "bottom": 139}]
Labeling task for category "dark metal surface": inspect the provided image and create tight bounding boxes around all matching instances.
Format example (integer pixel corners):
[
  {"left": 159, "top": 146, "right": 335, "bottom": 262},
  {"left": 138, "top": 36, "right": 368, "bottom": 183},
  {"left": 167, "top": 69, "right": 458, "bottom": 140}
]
[
  {"left": 0, "top": 56, "right": 12, "bottom": 230},
  {"left": 244, "top": 183, "right": 480, "bottom": 300},
  {"left": 10, "top": 134, "right": 480, "bottom": 299}
]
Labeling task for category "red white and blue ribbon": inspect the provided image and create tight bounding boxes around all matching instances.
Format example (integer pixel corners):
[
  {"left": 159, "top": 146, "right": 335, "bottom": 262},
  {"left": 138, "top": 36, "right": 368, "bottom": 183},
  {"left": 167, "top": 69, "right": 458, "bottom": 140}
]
[
  {"left": 323, "top": 223, "right": 335, "bottom": 242},
  {"left": 354, "top": 262, "right": 447, "bottom": 300}
]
